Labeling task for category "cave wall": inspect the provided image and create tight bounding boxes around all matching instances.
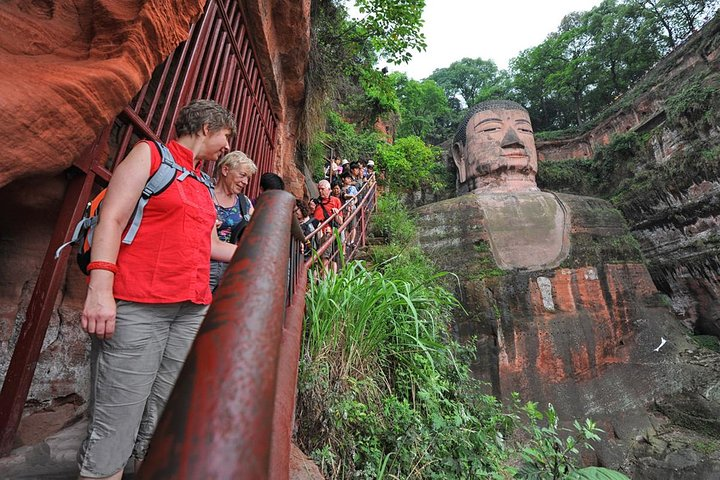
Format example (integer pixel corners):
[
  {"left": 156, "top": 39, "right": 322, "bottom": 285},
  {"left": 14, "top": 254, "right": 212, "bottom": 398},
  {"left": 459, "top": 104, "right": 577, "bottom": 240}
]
[
  {"left": 0, "top": 0, "right": 208, "bottom": 188},
  {"left": 241, "top": 0, "right": 310, "bottom": 197},
  {"left": 0, "top": 0, "right": 311, "bottom": 445}
]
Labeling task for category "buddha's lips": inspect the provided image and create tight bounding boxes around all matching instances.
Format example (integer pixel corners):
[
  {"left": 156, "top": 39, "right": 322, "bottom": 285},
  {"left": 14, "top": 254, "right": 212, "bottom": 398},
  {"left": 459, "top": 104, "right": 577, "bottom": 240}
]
[{"left": 501, "top": 149, "right": 528, "bottom": 158}]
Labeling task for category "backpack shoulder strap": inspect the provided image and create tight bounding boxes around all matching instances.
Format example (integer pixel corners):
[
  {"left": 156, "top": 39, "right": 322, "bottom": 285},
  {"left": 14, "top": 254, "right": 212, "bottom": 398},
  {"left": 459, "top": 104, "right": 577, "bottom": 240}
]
[
  {"left": 123, "top": 141, "right": 214, "bottom": 245},
  {"left": 319, "top": 200, "right": 331, "bottom": 220},
  {"left": 122, "top": 141, "right": 178, "bottom": 244}
]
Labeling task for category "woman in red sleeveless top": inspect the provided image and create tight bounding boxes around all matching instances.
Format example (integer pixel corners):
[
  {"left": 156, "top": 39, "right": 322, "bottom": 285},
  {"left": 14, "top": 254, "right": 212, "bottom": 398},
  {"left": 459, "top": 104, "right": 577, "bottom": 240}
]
[{"left": 77, "top": 100, "right": 238, "bottom": 480}]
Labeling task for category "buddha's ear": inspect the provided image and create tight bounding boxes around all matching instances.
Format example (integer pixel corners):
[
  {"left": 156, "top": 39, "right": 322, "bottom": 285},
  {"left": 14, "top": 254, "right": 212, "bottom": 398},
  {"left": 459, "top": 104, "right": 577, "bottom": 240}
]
[{"left": 452, "top": 143, "right": 466, "bottom": 183}]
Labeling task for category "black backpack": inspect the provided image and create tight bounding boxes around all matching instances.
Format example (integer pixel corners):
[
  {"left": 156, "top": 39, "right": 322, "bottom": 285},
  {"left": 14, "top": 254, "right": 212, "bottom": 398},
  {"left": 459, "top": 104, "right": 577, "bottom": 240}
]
[{"left": 228, "top": 196, "right": 251, "bottom": 245}]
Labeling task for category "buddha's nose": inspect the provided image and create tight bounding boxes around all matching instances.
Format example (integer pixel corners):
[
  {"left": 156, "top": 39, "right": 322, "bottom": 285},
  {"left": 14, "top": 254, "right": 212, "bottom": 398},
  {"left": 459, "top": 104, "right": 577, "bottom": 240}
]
[{"left": 501, "top": 128, "right": 524, "bottom": 149}]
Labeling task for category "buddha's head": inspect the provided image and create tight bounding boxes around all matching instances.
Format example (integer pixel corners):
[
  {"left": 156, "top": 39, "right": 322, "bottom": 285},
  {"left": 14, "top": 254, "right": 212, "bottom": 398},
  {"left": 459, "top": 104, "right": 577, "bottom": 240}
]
[{"left": 452, "top": 100, "right": 538, "bottom": 193}]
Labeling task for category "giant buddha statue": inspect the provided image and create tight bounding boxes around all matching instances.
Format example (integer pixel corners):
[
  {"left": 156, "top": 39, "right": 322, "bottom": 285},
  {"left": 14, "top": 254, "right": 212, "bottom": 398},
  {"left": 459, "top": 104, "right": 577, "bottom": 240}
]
[{"left": 415, "top": 100, "right": 720, "bottom": 470}]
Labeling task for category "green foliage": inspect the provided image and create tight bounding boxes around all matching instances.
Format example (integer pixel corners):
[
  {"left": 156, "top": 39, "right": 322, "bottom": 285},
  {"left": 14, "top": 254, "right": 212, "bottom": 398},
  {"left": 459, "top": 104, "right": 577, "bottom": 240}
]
[
  {"left": 299, "top": 257, "right": 520, "bottom": 479},
  {"left": 570, "top": 467, "right": 631, "bottom": 480},
  {"left": 517, "top": 402, "right": 604, "bottom": 479},
  {"left": 393, "top": 73, "right": 455, "bottom": 145},
  {"left": 354, "top": 0, "right": 427, "bottom": 64},
  {"left": 665, "top": 80, "right": 720, "bottom": 130},
  {"left": 375, "top": 135, "right": 445, "bottom": 191},
  {"left": 345, "top": 68, "right": 402, "bottom": 127},
  {"left": 429, "top": 57, "right": 511, "bottom": 110},
  {"left": 691, "top": 334, "right": 720, "bottom": 352},
  {"left": 631, "top": 0, "right": 720, "bottom": 51},
  {"left": 610, "top": 139, "right": 720, "bottom": 220},
  {"left": 692, "top": 439, "right": 719, "bottom": 455},
  {"left": 537, "top": 131, "right": 645, "bottom": 198},
  {"left": 592, "top": 131, "right": 644, "bottom": 192},
  {"left": 369, "top": 192, "right": 417, "bottom": 244},
  {"left": 300, "top": 0, "right": 427, "bottom": 167},
  {"left": 308, "top": 130, "right": 332, "bottom": 181},
  {"left": 326, "top": 111, "right": 381, "bottom": 163},
  {"left": 537, "top": 158, "right": 598, "bottom": 195},
  {"left": 507, "top": 0, "right": 718, "bottom": 132}
]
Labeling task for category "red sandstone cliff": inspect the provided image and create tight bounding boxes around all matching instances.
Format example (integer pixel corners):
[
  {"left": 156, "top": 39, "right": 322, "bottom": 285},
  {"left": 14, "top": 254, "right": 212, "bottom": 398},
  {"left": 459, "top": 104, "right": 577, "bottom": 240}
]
[{"left": 0, "top": 0, "right": 207, "bottom": 188}]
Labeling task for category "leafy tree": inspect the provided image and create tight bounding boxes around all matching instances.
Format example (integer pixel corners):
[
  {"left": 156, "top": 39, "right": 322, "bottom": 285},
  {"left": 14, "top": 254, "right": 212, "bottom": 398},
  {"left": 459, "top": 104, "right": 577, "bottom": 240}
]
[
  {"left": 392, "top": 73, "right": 454, "bottom": 144},
  {"left": 327, "top": 111, "right": 381, "bottom": 163},
  {"left": 545, "top": 13, "right": 594, "bottom": 127},
  {"left": 429, "top": 57, "right": 511, "bottom": 109},
  {"left": 343, "top": 68, "right": 401, "bottom": 128},
  {"left": 629, "top": 0, "right": 720, "bottom": 51},
  {"left": 510, "top": 31, "right": 586, "bottom": 130},
  {"left": 301, "top": 0, "right": 428, "bottom": 172},
  {"left": 375, "top": 135, "right": 443, "bottom": 190},
  {"left": 584, "top": 0, "right": 660, "bottom": 100},
  {"left": 355, "top": 0, "right": 428, "bottom": 64}
]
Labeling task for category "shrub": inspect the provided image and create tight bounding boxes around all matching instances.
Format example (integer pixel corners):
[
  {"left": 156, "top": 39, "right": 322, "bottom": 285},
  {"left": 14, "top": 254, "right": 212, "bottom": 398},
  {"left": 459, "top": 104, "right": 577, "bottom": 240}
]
[{"left": 375, "top": 135, "right": 443, "bottom": 191}]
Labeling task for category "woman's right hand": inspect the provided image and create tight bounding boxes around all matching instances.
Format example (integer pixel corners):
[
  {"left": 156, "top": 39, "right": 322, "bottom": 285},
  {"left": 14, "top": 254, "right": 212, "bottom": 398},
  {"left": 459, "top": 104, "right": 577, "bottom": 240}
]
[{"left": 82, "top": 272, "right": 117, "bottom": 339}]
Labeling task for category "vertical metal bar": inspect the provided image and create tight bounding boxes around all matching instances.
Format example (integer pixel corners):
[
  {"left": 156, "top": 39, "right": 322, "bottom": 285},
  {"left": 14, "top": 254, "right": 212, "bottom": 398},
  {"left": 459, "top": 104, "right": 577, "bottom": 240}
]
[
  {"left": 176, "top": 0, "right": 218, "bottom": 108},
  {"left": 157, "top": 25, "right": 196, "bottom": 136},
  {"left": 195, "top": 15, "right": 223, "bottom": 99},
  {"left": 143, "top": 48, "right": 177, "bottom": 125}
]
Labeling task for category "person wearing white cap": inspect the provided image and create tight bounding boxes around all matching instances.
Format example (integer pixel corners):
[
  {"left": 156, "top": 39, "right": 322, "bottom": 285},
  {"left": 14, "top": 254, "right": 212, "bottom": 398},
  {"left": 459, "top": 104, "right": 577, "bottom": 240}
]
[{"left": 365, "top": 160, "right": 375, "bottom": 180}]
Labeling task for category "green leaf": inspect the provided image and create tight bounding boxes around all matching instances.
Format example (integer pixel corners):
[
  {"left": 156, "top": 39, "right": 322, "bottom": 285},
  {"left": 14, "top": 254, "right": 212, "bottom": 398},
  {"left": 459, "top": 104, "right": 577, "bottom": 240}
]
[{"left": 569, "top": 466, "right": 631, "bottom": 480}]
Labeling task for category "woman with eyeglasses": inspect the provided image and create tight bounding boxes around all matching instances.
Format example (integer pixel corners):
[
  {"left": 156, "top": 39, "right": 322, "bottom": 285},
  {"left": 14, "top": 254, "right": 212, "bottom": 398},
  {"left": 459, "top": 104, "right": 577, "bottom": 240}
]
[{"left": 209, "top": 150, "right": 257, "bottom": 292}]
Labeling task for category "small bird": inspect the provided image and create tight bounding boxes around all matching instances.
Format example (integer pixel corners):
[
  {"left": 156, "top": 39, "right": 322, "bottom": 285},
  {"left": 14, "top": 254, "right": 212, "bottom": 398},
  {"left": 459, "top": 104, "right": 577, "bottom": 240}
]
[{"left": 653, "top": 337, "right": 667, "bottom": 352}]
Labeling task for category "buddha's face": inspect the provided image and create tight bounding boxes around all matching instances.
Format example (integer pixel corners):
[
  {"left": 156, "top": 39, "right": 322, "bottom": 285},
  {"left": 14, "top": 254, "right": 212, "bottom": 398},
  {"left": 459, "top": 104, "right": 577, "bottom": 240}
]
[{"left": 453, "top": 108, "right": 538, "bottom": 191}]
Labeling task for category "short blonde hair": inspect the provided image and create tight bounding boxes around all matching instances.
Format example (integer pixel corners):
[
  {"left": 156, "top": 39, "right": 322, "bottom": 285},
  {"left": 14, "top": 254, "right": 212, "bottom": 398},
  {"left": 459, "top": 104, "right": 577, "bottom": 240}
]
[{"left": 215, "top": 150, "right": 257, "bottom": 179}]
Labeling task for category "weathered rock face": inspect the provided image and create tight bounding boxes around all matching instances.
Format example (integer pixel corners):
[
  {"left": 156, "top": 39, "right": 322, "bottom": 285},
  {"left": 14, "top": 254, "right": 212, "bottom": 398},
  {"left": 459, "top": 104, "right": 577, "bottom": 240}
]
[
  {"left": 0, "top": 0, "right": 207, "bottom": 188},
  {"left": 242, "top": 0, "right": 311, "bottom": 197},
  {"left": 416, "top": 193, "right": 720, "bottom": 474},
  {"left": 533, "top": 16, "right": 720, "bottom": 341},
  {"left": 0, "top": 175, "right": 91, "bottom": 440}
]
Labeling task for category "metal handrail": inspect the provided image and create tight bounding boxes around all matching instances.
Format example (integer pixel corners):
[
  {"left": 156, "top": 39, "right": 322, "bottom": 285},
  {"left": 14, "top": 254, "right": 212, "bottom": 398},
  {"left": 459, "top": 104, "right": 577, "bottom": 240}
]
[
  {"left": 137, "top": 190, "right": 305, "bottom": 480},
  {"left": 305, "top": 174, "right": 378, "bottom": 268}
]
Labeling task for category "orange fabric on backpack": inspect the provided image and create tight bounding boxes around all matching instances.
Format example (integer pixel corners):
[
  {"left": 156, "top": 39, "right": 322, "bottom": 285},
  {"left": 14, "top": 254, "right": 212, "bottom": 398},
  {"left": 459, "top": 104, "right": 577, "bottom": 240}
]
[{"left": 81, "top": 189, "right": 107, "bottom": 255}]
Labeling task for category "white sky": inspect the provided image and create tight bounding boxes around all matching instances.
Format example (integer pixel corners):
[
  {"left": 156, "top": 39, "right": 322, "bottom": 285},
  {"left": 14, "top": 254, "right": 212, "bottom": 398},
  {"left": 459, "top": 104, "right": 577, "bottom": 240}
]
[{"left": 383, "top": 0, "right": 605, "bottom": 80}]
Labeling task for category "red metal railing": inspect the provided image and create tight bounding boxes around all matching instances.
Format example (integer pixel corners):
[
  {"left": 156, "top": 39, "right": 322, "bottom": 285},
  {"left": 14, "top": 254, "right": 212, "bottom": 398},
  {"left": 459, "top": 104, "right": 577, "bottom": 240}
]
[
  {"left": 306, "top": 175, "right": 378, "bottom": 269},
  {"left": 136, "top": 190, "right": 306, "bottom": 480},
  {"left": 0, "top": 0, "right": 277, "bottom": 455}
]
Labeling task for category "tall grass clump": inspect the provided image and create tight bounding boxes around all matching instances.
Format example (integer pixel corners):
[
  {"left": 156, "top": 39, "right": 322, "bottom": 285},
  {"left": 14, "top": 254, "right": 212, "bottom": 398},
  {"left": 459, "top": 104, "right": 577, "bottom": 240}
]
[
  {"left": 298, "top": 259, "right": 518, "bottom": 479},
  {"left": 369, "top": 192, "right": 416, "bottom": 245}
]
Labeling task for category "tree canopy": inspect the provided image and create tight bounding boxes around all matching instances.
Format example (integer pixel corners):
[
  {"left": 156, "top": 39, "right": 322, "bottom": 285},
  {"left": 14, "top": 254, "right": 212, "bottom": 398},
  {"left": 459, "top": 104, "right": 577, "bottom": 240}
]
[{"left": 429, "top": 57, "right": 511, "bottom": 109}]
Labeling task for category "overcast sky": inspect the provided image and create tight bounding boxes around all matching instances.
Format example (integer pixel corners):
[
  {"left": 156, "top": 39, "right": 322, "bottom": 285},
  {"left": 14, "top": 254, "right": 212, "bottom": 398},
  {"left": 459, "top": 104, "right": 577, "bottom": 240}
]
[{"left": 382, "top": 0, "right": 604, "bottom": 80}]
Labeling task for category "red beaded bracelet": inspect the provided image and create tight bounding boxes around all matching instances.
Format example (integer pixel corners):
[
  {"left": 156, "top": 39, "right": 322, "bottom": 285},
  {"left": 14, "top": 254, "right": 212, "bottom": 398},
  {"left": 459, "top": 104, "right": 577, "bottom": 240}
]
[{"left": 86, "top": 261, "right": 119, "bottom": 274}]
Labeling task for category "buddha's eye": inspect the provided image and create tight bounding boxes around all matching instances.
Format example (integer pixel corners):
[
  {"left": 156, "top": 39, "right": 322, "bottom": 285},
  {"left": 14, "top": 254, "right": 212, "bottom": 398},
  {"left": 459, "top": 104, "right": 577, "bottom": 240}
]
[
  {"left": 518, "top": 128, "right": 533, "bottom": 134},
  {"left": 481, "top": 126, "right": 501, "bottom": 133}
]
